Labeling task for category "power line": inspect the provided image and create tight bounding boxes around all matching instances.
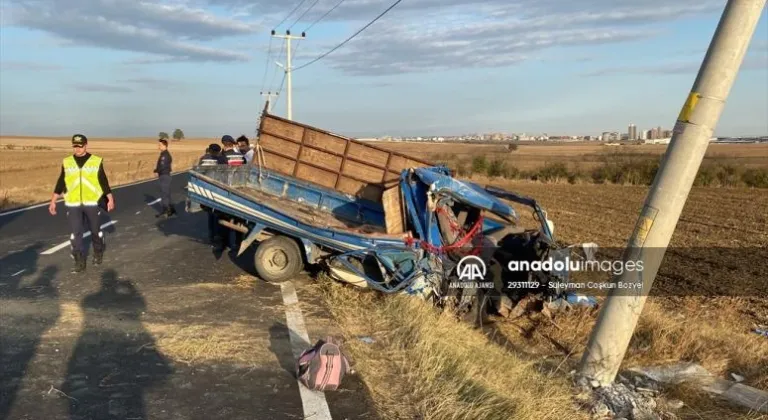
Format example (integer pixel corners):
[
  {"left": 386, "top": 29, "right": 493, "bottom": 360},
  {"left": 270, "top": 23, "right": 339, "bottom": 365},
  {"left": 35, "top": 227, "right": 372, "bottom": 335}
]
[
  {"left": 268, "top": 40, "right": 286, "bottom": 92},
  {"left": 272, "top": 72, "right": 287, "bottom": 109},
  {"left": 259, "top": 36, "right": 273, "bottom": 92},
  {"left": 289, "top": 0, "right": 321, "bottom": 30},
  {"left": 305, "top": 0, "right": 346, "bottom": 32},
  {"left": 274, "top": 0, "right": 310, "bottom": 30},
  {"left": 292, "top": 0, "right": 402, "bottom": 72}
]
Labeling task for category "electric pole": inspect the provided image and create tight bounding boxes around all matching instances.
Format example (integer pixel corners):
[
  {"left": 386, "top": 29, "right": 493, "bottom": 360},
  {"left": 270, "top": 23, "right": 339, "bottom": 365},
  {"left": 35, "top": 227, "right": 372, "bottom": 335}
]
[
  {"left": 260, "top": 91, "right": 278, "bottom": 113},
  {"left": 578, "top": 0, "right": 766, "bottom": 386},
  {"left": 272, "top": 29, "right": 305, "bottom": 120}
]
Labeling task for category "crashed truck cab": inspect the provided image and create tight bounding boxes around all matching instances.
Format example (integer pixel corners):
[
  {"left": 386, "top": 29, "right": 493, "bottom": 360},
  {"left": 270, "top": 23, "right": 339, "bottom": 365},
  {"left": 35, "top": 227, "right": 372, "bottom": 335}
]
[{"left": 325, "top": 165, "right": 594, "bottom": 322}]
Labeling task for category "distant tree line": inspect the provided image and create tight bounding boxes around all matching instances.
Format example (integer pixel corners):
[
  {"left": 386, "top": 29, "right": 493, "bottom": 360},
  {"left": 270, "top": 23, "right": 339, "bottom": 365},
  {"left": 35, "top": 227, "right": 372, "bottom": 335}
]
[{"left": 158, "top": 129, "right": 185, "bottom": 141}]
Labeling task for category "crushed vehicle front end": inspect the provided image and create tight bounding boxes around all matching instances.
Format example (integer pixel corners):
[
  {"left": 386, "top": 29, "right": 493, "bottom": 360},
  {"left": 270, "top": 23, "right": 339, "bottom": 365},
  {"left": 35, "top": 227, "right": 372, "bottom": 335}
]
[{"left": 325, "top": 165, "right": 597, "bottom": 325}]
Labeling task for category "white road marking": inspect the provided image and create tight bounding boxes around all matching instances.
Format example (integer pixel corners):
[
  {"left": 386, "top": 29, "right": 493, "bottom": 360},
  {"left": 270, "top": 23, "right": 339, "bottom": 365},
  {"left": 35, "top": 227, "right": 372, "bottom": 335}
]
[
  {"left": 147, "top": 198, "right": 161, "bottom": 206},
  {"left": 11, "top": 269, "right": 25, "bottom": 277},
  {"left": 280, "top": 281, "right": 333, "bottom": 420},
  {"left": 0, "top": 171, "right": 187, "bottom": 216},
  {"left": 40, "top": 221, "right": 118, "bottom": 255}
]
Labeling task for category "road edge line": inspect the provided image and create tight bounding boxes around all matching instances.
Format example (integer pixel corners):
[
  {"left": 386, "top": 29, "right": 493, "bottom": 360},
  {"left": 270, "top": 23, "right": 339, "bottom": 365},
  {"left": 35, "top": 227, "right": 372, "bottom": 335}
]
[
  {"left": 280, "top": 281, "right": 333, "bottom": 420},
  {"left": 40, "top": 220, "right": 118, "bottom": 255}
]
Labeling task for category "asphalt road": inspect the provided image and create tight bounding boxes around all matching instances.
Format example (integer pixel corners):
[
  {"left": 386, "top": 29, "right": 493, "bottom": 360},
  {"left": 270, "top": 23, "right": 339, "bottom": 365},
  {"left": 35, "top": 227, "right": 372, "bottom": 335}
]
[{"left": 0, "top": 173, "right": 378, "bottom": 420}]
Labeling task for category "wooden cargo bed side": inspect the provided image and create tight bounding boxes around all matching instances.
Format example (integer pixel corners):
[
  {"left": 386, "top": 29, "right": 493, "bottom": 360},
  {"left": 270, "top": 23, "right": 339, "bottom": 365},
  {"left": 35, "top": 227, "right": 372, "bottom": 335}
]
[{"left": 256, "top": 111, "right": 438, "bottom": 205}]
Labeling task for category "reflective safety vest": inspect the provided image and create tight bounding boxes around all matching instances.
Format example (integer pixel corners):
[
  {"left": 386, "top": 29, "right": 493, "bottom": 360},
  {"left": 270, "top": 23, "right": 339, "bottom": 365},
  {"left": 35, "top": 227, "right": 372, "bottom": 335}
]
[
  {"left": 199, "top": 154, "right": 219, "bottom": 166},
  {"left": 63, "top": 155, "right": 103, "bottom": 207},
  {"left": 224, "top": 150, "right": 245, "bottom": 166}
]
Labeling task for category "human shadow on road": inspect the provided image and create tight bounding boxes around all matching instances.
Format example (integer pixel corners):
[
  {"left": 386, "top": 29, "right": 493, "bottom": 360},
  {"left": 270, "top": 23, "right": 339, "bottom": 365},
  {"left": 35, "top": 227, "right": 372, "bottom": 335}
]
[
  {"left": 0, "top": 264, "right": 60, "bottom": 420},
  {"left": 268, "top": 322, "right": 298, "bottom": 376},
  {"left": 0, "top": 243, "right": 44, "bottom": 290},
  {"left": 62, "top": 269, "right": 173, "bottom": 420},
  {"left": 0, "top": 205, "right": 25, "bottom": 232},
  {"left": 154, "top": 204, "right": 240, "bottom": 264}
]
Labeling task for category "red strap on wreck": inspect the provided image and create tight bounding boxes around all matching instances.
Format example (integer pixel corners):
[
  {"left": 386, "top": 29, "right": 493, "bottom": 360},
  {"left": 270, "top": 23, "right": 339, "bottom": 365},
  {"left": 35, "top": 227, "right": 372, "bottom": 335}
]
[{"left": 404, "top": 213, "right": 485, "bottom": 256}]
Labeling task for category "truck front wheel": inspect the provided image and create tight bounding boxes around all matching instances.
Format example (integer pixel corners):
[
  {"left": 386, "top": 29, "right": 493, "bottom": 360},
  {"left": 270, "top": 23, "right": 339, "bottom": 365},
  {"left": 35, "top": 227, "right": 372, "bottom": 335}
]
[{"left": 254, "top": 235, "right": 303, "bottom": 283}]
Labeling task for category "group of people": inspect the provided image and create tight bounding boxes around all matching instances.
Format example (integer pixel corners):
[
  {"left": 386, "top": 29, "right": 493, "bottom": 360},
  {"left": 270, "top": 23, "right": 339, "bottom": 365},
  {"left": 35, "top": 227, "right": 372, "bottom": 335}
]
[
  {"left": 198, "top": 134, "right": 258, "bottom": 250},
  {"left": 199, "top": 135, "right": 254, "bottom": 167},
  {"left": 49, "top": 133, "right": 257, "bottom": 273}
]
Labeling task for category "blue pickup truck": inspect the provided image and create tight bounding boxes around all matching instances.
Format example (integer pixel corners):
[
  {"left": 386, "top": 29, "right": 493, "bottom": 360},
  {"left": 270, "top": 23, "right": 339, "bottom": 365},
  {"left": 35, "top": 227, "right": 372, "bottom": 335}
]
[
  {"left": 189, "top": 162, "right": 562, "bottom": 285},
  {"left": 186, "top": 112, "right": 595, "bottom": 322}
]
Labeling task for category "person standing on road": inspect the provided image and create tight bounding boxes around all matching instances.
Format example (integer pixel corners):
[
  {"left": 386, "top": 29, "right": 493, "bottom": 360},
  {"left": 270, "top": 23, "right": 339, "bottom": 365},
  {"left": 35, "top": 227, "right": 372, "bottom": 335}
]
[
  {"left": 154, "top": 139, "right": 176, "bottom": 218},
  {"left": 221, "top": 135, "right": 245, "bottom": 166},
  {"left": 48, "top": 134, "right": 115, "bottom": 273},
  {"left": 198, "top": 143, "right": 226, "bottom": 247},
  {"left": 236, "top": 135, "right": 254, "bottom": 164}
]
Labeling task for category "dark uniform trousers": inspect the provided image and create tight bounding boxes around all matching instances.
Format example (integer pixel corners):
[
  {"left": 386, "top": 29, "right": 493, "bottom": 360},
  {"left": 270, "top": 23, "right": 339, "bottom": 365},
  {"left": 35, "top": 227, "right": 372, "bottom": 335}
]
[
  {"left": 67, "top": 206, "right": 104, "bottom": 256},
  {"left": 159, "top": 174, "right": 172, "bottom": 209}
]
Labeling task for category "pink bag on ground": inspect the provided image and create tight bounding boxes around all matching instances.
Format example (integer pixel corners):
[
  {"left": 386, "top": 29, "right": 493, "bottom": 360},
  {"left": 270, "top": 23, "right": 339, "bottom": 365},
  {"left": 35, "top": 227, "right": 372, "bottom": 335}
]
[{"left": 295, "top": 336, "right": 351, "bottom": 391}]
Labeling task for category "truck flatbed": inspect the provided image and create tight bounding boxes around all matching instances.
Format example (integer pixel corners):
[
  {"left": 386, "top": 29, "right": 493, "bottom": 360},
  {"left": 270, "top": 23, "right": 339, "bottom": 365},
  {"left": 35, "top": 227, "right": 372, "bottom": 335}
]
[{"left": 235, "top": 186, "right": 388, "bottom": 236}]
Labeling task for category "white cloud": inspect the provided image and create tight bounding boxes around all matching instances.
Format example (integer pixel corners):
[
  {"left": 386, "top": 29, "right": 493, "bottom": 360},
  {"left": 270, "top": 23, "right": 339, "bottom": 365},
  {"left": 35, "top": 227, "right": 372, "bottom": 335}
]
[
  {"left": 1, "top": 0, "right": 727, "bottom": 70},
  {"left": 3, "top": 0, "right": 260, "bottom": 62},
  {"left": 280, "top": 0, "right": 725, "bottom": 75}
]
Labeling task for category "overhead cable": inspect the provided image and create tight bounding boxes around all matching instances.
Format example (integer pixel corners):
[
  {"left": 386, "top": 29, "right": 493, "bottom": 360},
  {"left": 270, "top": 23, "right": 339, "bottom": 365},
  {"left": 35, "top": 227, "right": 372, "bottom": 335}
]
[
  {"left": 292, "top": 0, "right": 403, "bottom": 72},
  {"left": 305, "top": 0, "right": 346, "bottom": 32},
  {"left": 274, "top": 0, "right": 310, "bottom": 30},
  {"left": 289, "top": 0, "right": 322, "bottom": 29}
]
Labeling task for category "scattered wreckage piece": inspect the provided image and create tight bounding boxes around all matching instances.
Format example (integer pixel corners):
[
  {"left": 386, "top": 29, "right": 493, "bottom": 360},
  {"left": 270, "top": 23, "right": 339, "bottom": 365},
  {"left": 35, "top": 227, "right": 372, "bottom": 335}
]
[{"left": 625, "top": 362, "right": 768, "bottom": 414}]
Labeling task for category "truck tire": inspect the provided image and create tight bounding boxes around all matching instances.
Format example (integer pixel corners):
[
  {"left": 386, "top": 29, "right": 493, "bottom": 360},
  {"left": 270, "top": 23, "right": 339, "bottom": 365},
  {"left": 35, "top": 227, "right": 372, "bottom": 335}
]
[{"left": 254, "top": 236, "right": 303, "bottom": 283}]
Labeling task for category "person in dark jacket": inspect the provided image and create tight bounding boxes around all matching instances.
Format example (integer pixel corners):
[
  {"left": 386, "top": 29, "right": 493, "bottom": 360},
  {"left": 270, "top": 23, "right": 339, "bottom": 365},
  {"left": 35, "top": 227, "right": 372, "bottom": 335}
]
[
  {"left": 221, "top": 135, "right": 245, "bottom": 166},
  {"left": 197, "top": 144, "right": 226, "bottom": 247},
  {"left": 154, "top": 139, "right": 176, "bottom": 218},
  {"left": 198, "top": 143, "right": 226, "bottom": 166}
]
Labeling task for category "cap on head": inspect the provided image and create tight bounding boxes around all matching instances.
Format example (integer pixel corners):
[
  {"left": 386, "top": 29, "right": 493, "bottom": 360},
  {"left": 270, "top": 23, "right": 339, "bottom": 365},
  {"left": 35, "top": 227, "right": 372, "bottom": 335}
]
[
  {"left": 221, "top": 135, "right": 235, "bottom": 145},
  {"left": 158, "top": 139, "right": 168, "bottom": 147},
  {"left": 71, "top": 134, "right": 88, "bottom": 146}
]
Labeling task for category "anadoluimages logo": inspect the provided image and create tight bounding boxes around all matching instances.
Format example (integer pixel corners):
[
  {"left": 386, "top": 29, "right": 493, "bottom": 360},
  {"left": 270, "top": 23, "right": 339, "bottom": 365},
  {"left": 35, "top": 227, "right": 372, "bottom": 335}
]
[{"left": 456, "top": 255, "right": 487, "bottom": 281}]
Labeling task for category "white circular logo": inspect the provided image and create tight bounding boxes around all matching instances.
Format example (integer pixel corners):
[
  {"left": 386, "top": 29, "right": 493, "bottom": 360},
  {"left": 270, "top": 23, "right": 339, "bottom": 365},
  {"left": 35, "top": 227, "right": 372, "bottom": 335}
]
[{"left": 456, "top": 255, "right": 487, "bottom": 281}]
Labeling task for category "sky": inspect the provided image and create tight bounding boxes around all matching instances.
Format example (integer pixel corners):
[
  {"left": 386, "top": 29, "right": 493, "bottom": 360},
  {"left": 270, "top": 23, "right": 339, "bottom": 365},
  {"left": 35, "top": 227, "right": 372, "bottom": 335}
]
[{"left": 0, "top": 0, "right": 766, "bottom": 138}]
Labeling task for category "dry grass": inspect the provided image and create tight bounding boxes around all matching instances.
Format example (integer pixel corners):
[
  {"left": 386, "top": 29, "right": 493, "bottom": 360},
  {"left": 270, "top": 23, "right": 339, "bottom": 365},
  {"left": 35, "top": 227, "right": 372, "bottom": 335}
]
[
  {"left": 318, "top": 276, "right": 589, "bottom": 420},
  {"left": 149, "top": 323, "right": 270, "bottom": 366},
  {"left": 664, "top": 384, "right": 768, "bottom": 420},
  {"left": 494, "top": 299, "right": 768, "bottom": 389},
  {"left": 231, "top": 274, "right": 258, "bottom": 290},
  {"left": 320, "top": 280, "right": 768, "bottom": 419}
]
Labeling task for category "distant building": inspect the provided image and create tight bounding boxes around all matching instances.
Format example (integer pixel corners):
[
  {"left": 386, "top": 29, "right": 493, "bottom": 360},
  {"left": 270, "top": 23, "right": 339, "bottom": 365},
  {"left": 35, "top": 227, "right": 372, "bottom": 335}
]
[{"left": 628, "top": 123, "right": 638, "bottom": 141}]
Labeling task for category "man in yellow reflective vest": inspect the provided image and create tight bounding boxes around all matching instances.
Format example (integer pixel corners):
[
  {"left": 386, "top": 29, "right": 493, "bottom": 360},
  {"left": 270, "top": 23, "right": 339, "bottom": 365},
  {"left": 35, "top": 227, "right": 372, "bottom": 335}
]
[{"left": 48, "top": 134, "right": 115, "bottom": 273}]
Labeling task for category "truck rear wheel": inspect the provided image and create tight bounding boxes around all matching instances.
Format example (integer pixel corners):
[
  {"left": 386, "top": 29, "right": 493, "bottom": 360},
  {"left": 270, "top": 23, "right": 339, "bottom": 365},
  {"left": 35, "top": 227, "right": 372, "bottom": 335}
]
[{"left": 254, "top": 235, "right": 303, "bottom": 283}]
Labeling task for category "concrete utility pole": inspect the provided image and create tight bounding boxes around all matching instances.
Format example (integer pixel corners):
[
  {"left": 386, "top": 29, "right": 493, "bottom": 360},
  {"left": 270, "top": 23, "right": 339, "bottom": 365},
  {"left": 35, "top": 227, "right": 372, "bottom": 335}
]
[
  {"left": 260, "top": 91, "right": 278, "bottom": 113},
  {"left": 272, "top": 30, "right": 305, "bottom": 120},
  {"left": 578, "top": 0, "right": 766, "bottom": 386}
]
